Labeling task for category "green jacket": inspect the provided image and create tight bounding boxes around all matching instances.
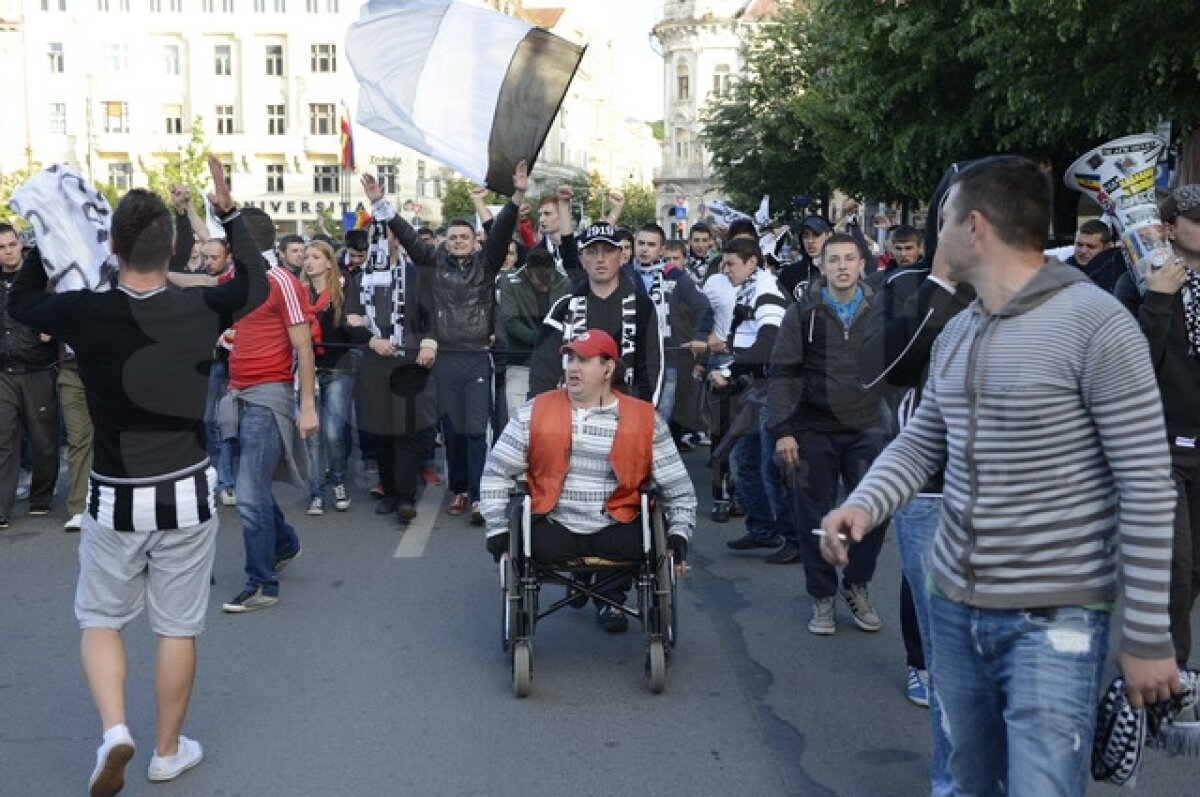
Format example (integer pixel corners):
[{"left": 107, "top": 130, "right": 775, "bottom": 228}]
[{"left": 497, "top": 266, "right": 572, "bottom": 367}]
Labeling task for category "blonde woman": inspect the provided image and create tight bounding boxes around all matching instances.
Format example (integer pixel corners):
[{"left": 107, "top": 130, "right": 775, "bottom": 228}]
[{"left": 301, "top": 241, "right": 353, "bottom": 514}]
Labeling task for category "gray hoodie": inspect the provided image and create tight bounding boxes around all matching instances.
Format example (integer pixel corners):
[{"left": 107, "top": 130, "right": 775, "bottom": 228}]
[{"left": 846, "top": 259, "right": 1175, "bottom": 659}]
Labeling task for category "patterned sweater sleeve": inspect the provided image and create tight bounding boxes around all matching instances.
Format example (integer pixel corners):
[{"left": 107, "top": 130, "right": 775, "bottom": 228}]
[
  {"left": 650, "top": 415, "right": 696, "bottom": 540},
  {"left": 479, "top": 405, "right": 530, "bottom": 540},
  {"left": 1083, "top": 309, "right": 1176, "bottom": 659}
]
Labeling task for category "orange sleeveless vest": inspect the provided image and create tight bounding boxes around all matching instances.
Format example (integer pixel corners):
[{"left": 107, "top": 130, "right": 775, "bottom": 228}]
[{"left": 527, "top": 389, "right": 655, "bottom": 522}]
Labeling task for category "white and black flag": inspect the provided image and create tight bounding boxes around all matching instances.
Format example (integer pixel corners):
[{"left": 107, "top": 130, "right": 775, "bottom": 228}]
[{"left": 347, "top": 0, "right": 586, "bottom": 197}]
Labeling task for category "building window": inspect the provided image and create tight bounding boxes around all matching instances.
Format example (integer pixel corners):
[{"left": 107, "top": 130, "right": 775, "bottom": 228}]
[
  {"left": 377, "top": 164, "right": 398, "bottom": 195},
  {"left": 325, "top": 0, "right": 337, "bottom": 10},
  {"left": 220, "top": 162, "right": 233, "bottom": 191},
  {"left": 109, "top": 162, "right": 133, "bottom": 191},
  {"left": 103, "top": 101, "right": 129, "bottom": 133},
  {"left": 267, "top": 104, "right": 286, "bottom": 135},
  {"left": 712, "top": 65, "right": 732, "bottom": 97},
  {"left": 253, "top": 0, "right": 264, "bottom": 10},
  {"left": 48, "top": 42, "right": 64, "bottom": 73},
  {"left": 49, "top": 103, "right": 67, "bottom": 134},
  {"left": 222, "top": 0, "right": 234, "bottom": 11},
  {"left": 215, "top": 105, "right": 234, "bottom": 135},
  {"left": 97, "top": 0, "right": 110, "bottom": 10},
  {"left": 266, "top": 164, "right": 284, "bottom": 194},
  {"left": 310, "top": 44, "right": 336, "bottom": 73},
  {"left": 305, "top": 0, "right": 317, "bottom": 11},
  {"left": 163, "top": 43, "right": 180, "bottom": 75},
  {"left": 308, "top": 103, "right": 336, "bottom": 135},
  {"left": 169, "top": 0, "right": 181, "bottom": 9},
  {"left": 214, "top": 44, "right": 232, "bottom": 76},
  {"left": 313, "top": 165, "right": 340, "bottom": 194},
  {"left": 265, "top": 44, "right": 283, "bottom": 75},
  {"left": 107, "top": 43, "right": 128, "bottom": 72},
  {"left": 163, "top": 104, "right": 183, "bottom": 134},
  {"left": 675, "top": 62, "right": 690, "bottom": 102},
  {"left": 201, "top": 0, "right": 213, "bottom": 10},
  {"left": 118, "top": 0, "right": 130, "bottom": 10},
  {"left": 150, "top": 0, "right": 161, "bottom": 10},
  {"left": 273, "top": 0, "right": 285, "bottom": 11},
  {"left": 416, "top": 160, "right": 427, "bottom": 196},
  {"left": 675, "top": 128, "right": 692, "bottom": 163}
]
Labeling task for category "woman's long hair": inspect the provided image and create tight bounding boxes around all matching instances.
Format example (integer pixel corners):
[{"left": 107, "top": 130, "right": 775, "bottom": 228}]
[{"left": 301, "top": 241, "right": 343, "bottom": 325}]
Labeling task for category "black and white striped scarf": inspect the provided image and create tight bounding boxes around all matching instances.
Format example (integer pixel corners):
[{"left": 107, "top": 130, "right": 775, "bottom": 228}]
[
  {"left": 1184, "top": 268, "right": 1200, "bottom": 357},
  {"left": 564, "top": 291, "right": 638, "bottom": 389},
  {"left": 360, "top": 218, "right": 406, "bottom": 352}
]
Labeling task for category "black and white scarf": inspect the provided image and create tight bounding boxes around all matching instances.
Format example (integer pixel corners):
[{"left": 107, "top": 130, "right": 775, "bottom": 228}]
[
  {"left": 1183, "top": 268, "right": 1200, "bottom": 357},
  {"left": 360, "top": 218, "right": 406, "bottom": 353},
  {"left": 635, "top": 259, "right": 676, "bottom": 339},
  {"left": 563, "top": 291, "right": 638, "bottom": 390}
]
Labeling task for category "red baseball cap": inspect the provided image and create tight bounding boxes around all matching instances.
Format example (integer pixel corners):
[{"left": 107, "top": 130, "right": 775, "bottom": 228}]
[{"left": 561, "top": 329, "right": 619, "bottom": 360}]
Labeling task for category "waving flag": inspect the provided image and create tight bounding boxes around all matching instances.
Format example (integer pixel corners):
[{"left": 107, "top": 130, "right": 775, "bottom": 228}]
[
  {"left": 346, "top": 0, "right": 585, "bottom": 196},
  {"left": 339, "top": 104, "right": 356, "bottom": 172}
]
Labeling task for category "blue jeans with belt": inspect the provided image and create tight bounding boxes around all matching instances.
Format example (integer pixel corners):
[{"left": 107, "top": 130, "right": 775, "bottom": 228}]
[{"left": 930, "top": 594, "right": 1109, "bottom": 796}]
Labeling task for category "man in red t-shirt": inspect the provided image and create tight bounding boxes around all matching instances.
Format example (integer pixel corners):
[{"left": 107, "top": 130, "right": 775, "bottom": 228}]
[{"left": 220, "top": 209, "right": 319, "bottom": 613}]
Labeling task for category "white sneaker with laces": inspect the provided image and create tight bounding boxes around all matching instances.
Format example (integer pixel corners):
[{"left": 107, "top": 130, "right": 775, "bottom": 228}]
[
  {"left": 64, "top": 514, "right": 84, "bottom": 531},
  {"left": 89, "top": 723, "right": 135, "bottom": 797},
  {"left": 307, "top": 497, "right": 324, "bottom": 516},
  {"left": 219, "top": 488, "right": 236, "bottom": 506},
  {"left": 333, "top": 484, "right": 350, "bottom": 511},
  {"left": 147, "top": 735, "right": 203, "bottom": 782}
]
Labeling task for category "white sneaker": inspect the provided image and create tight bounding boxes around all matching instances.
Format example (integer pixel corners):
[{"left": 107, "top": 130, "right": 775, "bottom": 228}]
[
  {"left": 219, "top": 488, "right": 236, "bottom": 506},
  {"left": 333, "top": 483, "right": 350, "bottom": 511},
  {"left": 147, "top": 735, "right": 203, "bottom": 782},
  {"left": 89, "top": 724, "right": 135, "bottom": 797},
  {"left": 307, "top": 497, "right": 324, "bottom": 516},
  {"left": 64, "top": 514, "right": 84, "bottom": 531}
]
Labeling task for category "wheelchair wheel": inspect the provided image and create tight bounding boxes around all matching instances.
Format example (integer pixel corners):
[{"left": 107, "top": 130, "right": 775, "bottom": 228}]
[
  {"left": 512, "top": 641, "right": 532, "bottom": 698},
  {"left": 646, "top": 640, "right": 666, "bottom": 694},
  {"left": 500, "top": 557, "right": 518, "bottom": 652}
]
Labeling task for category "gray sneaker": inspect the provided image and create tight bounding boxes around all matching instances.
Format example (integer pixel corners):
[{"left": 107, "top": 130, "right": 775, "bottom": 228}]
[
  {"left": 839, "top": 582, "right": 882, "bottom": 632},
  {"left": 808, "top": 597, "right": 836, "bottom": 635},
  {"left": 222, "top": 587, "right": 279, "bottom": 613}
]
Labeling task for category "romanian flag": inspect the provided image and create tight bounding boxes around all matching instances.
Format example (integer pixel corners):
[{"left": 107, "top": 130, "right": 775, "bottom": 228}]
[
  {"left": 347, "top": 0, "right": 585, "bottom": 196},
  {"left": 339, "top": 105, "right": 356, "bottom": 172}
]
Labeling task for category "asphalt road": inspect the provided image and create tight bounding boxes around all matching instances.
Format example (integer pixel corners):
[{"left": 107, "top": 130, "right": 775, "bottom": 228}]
[{"left": 2, "top": 451, "right": 1197, "bottom": 796}]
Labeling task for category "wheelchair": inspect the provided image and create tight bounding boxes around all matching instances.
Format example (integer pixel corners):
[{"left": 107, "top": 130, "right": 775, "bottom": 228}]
[{"left": 499, "top": 493, "right": 678, "bottom": 698}]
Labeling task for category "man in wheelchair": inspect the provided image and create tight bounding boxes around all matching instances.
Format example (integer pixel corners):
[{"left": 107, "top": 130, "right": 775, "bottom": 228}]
[{"left": 480, "top": 329, "right": 696, "bottom": 633}]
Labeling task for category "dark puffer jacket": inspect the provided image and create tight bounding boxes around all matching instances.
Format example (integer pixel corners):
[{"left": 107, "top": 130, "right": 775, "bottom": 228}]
[{"left": 1, "top": 266, "right": 56, "bottom": 371}]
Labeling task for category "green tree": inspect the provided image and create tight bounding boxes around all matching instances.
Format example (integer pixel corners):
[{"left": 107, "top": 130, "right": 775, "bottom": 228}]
[
  {"left": 700, "top": 8, "right": 829, "bottom": 212},
  {"left": 139, "top": 117, "right": 211, "bottom": 211},
  {"left": 438, "top": 177, "right": 508, "bottom": 223},
  {"left": 0, "top": 149, "right": 42, "bottom": 227},
  {"left": 615, "top": 182, "right": 657, "bottom": 229}
]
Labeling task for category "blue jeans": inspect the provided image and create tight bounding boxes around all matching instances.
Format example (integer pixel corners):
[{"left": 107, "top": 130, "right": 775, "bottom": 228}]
[
  {"left": 306, "top": 368, "right": 353, "bottom": 498},
  {"left": 204, "top": 360, "right": 238, "bottom": 491},
  {"left": 236, "top": 403, "right": 301, "bottom": 596},
  {"left": 657, "top": 365, "right": 678, "bottom": 424},
  {"left": 731, "top": 405, "right": 792, "bottom": 541},
  {"left": 930, "top": 595, "right": 1109, "bottom": 797},
  {"left": 893, "top": 497, "right": 952, "bottom": 797}
]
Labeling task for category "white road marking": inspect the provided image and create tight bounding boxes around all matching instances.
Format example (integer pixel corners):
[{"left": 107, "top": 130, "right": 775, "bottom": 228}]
[{"left": 393, "top": 484, "right": 447, "bottom": 558}]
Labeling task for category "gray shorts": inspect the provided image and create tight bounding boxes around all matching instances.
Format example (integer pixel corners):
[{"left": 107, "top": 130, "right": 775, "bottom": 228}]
[{"left": 75, "top": 513, "right": 219, "bottom": 637}]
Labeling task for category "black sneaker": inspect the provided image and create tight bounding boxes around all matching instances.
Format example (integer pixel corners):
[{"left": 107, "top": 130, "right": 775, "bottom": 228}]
[
  {"left": 726, "top": 532, "right": 782, "bottom": 551},
  {"left": 597, "top": 604, "right": 629, "bottom": 634},
  {"left": 710, "top": 500, "right": 730, "bottom": 523},
  {"left": 566, "top": 573, "right": 592, "bottom": 609},
  {"left": 729, "top": 497, "right": 746, "bottom": 517},
  {"left": 676, "top": 436, "right": 695, "bottom": 453},
  {"left": 764, "top": 539, "right": 803, "bottom": 564},
  {"left": 275, "top": 547, "right": 301, "bottom": 574},
  {"left": 0, "top": 517, "right": 9, "bottom": 530},
  {"left": 396, "top": 499, "right": 417, "bottom": 523},
  {"left": 28, "top": 505, "right": 51, "bottom": 516},
  {"left": 222, "top": 587, "right": 279, "bottom": 613},
  {"left": 375, "top": 496, "right": 398, "bottom": 515}
]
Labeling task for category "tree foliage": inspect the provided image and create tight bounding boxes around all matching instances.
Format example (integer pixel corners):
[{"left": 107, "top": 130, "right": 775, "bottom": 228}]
[
  {"left": 0, "top": 149, "right": 42, "bottom": 227},
  {"left": 138, "top": 118, "right": 211, "bottom": 212},
  {"left": 702, "top": 0, "right": 1200, "bottom": 207}
]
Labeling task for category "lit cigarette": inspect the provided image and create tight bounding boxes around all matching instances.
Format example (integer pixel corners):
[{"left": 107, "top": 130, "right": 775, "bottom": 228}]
[{"left": 811, "top": 528, "right": 848, "bottom": 542}]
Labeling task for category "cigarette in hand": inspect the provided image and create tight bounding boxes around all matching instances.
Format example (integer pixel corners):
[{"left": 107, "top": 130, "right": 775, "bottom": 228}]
[{"left": 811, "top": 528, "right": 848, "bottom": 542}]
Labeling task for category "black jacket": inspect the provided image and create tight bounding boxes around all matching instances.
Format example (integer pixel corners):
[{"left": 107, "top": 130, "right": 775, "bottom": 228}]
[
  {"left": 528, "top": 276, "right": 663, "bottom": 404},
  {"left": 1069, "top": 247, "right": 1128, "bottom": 294},
  {"left": 856, "top": 263, "right": 974, "bottom": 492},
  {"left": 1, "top": 267, "right": 57, "bottom": 371},
  {"left": 1115, "top": 273, "right": 1200, "bottom": 438},
  {"left": 384, "top": 202, "right": 517, "bottom": 351},
  {"left": 767, "top": 277, "right": 885, "bottom": 438}
]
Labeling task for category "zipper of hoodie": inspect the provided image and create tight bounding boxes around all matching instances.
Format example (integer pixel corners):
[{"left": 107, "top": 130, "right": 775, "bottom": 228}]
[{"left": 961, "top": 314, "right": 993, "bottom": 601}]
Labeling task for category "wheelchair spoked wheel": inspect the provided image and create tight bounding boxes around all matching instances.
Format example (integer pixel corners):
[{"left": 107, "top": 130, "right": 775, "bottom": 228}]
[
  {"left": 500, "top": 556, "right": 518, "bottom": 652},
  {"left": 512, "top": 641, "right": 532, "bottom": 698},
  {"left": 646, "top": 639, "right": 666, "bottom": 694}
]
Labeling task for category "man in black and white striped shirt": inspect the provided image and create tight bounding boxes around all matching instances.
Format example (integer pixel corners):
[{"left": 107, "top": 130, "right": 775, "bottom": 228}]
[
  {"left": 821, "top": 156, "right": 1180, "bottom": 796},
  {"left": 8, "top": 158, "right": 268, "bottom": 795}
]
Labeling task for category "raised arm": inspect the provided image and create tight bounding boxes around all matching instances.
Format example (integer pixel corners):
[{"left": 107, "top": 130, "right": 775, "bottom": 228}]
[
  {"left": 360, "top": 173, "right": 438, "bottom": 269},
  {"left": 481, "top": 160, "right": 527, "bottom": 273},
  {"left": 200, "top": 155, "right": 269, "bottom": 324}
]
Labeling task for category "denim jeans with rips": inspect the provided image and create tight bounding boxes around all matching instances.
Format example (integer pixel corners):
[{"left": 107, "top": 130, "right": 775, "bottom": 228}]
[{"left": 930, "top": 594, "right": 1109, "bottom": 797}]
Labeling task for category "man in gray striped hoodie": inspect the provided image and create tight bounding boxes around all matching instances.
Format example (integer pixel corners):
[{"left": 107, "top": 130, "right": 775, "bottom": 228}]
[{"left": 822, "top": 156, "right": 1179, "bottom": 797}]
